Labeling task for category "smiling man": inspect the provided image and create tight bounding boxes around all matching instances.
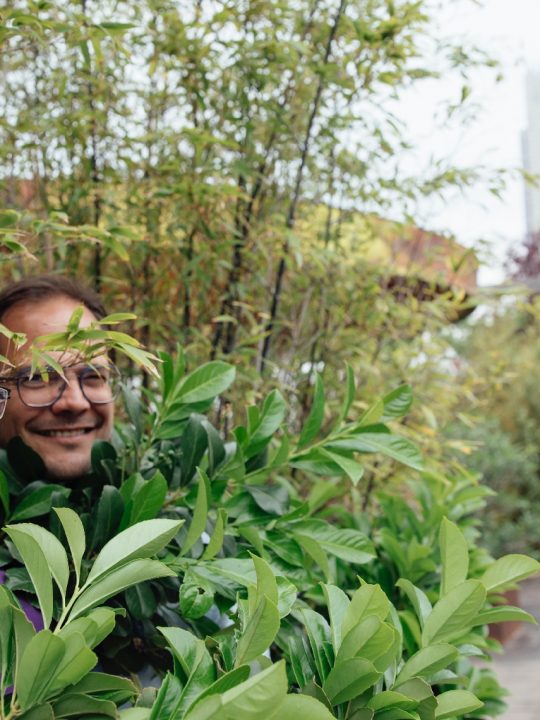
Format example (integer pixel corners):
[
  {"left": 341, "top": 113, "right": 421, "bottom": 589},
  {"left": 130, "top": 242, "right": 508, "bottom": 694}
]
[{"left": 0, "top": 275, "right": 116, "bottom": 481}]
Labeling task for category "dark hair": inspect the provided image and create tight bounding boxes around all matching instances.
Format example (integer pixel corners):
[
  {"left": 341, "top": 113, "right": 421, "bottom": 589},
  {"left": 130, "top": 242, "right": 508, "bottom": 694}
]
[{"left": 0, "top": 275, "right": 106, "bottom": 322}]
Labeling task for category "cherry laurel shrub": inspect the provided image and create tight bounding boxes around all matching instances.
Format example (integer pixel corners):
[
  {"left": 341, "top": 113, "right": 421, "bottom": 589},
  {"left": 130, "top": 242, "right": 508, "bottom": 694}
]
[{"left": 0, "top": 351, "right": 538, "bottom": 719}]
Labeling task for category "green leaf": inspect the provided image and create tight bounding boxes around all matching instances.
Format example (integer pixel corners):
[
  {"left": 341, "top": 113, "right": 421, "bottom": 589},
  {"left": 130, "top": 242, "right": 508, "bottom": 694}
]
[
  {"left": 366, "top": 691, "right": 416, "bottom": 711},
  {"left": 342, "top": 583, "right": 391, "bottom": 637},
  {"left": 381, "top": 385, "right": 413, "bottom": 421},
  {"left": 236, "top": 596, "right": 280, "bottom": 665},
  {"left": 180, "top": 571, "right": 214, "bottom": 620},
  {"left": 181, "top": 470, "right": 209, "bottom": 556},
  {"left": 202, "top": 509, "right": 227, "bottom": 560},
  {"left": 178, "top": 416, "right": 208, "bottom": 485},
  {"left": 328, "top": 433, "right": 423, "bottom": 471},
  {"left": 439, "top": 517, "right": 468, "bottom": 596},
  {"left": 48, "top": 631, "right": 97, "bottom": 691},
  {"left": 301, "top": 608, "right": 333, "bottom": 682},
  {"left": 246, "top": 390, "right": 286, "bottom": 457},
  {"left": 17, "top": 630, "right": 65, "bottom": 710},
  {"left": 5, "top": 527, "right": 54, "bottom": 629},
  {"left": 125, "top": 582, "right": 158, "bottom": 620},
  {"left": 320, "top": 448, "right": 364, "bottom": 485},
  {"left": 10, "top": 484, "right": 70, "bottom": 521},
  {"left": 358, "top": 397, "right": 385, "bottom": 428},
  {"left": 70, "top": 559, "right": 175, "bottom": 619},
  {"left": 87, "top": 518, "right": 183, "bottom": 583},
  {"left": 129, "top": 471, "right": 168, "bottom": 525},
  {"left": 293, "top": 520, "right": 375, "bottom": 564},
  {"left": 323, "top": 657, "right": 381, "bottom": 704},
  {"left": 396, "top": 579, "right": 432, "bottom": 627},
  {"left": 337, "top": 616, "right": 395, "bottom": 665},
  {"left": 294, "top": 533, "right": 330, "bottom": 580},
  {"left": 6, "top": 522, "right": 69, "bottom": 601},
  {"left": 53, "top": 508, "right": 85, "bottom": 587},
  {"left": 298, "top": 375, "right": 325, "bottom": 449},
  {"left": 473, "top": 605, "right": 537, "bottom": 625},
  {"left": 185, "top": 661, "right": 286, "bottom": 720},
  {"left": 147, "top": 673, "right": 183, "bottom": 720},
  {"left": 276, "top": 694, "right": 335, "bottom": 719},
  {"left": 0, "top": 469, "right": 9, "bottom": 514},
  {"left": 434, "top": 690, "right": 483, "bottom": 719},
  {"left": 248, "top": 554, "right": 279, "bottom": 614},
  {"left": 480, "top": 554, "right": 540, "bottom": 594},
  {"left": 69, "top": 670, "right": 135, "bottom": 698},
  {"left": 422, "top": 580, "right": 486, "bottom": 646},
  {"left": 52, "top": 693, "right": 117, "bottom": 717},
  {"left": 175, "top": 362, "right": 236, "bottom": 404},
  {"left": 323, "top": 584, "right": 350, "bottom": 651},
  {"left": 395, "top": 644, "right": 459, "bottom": 686},
  {"left": 89, "top": 485, "right": 124, "bottom": 550},
  {"left": 158, "top": 627, "right": 215, "bottom": 717}
]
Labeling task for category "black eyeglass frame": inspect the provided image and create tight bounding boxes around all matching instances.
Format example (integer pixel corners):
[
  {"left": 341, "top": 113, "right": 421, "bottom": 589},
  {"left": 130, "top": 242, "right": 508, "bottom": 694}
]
[{"left": 0, "top": 364, "right": 121, "bottom": 409}]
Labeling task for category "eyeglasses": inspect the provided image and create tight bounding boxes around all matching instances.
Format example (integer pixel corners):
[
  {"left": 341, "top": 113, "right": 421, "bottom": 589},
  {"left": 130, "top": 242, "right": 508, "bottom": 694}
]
[
  {"left": 0, "top": 364, "right": 121, "bottom": 409},
  {"left": 0, "top": 387, "right": 10, "bottom": 419}
]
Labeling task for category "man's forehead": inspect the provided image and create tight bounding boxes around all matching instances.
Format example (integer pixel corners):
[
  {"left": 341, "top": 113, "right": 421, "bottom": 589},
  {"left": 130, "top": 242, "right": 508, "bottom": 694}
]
[{"left": 0, "top": 296, "right": 99, "bottom": 366}]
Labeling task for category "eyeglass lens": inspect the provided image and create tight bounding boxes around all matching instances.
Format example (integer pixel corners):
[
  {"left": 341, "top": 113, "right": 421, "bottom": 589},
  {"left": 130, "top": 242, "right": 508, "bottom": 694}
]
[{"left": 18, "top": 365, "right": 120, "bottom": 407}]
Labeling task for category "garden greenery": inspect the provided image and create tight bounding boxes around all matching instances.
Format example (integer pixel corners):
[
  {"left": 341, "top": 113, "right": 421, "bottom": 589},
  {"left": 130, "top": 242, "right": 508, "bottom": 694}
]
[{"left": 1, "top": 352, "right": 538, "bottom": 719}]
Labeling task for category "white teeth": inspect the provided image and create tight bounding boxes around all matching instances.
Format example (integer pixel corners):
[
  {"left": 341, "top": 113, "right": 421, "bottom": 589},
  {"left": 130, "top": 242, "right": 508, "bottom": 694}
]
[{"left": 42, "top": 430, "right": 87, "bottom": 437}]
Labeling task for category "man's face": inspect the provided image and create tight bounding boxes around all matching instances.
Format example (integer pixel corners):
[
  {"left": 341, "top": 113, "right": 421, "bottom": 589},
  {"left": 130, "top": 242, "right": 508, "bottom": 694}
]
[{"left": 0, "top": 295, "right": 114, "bottom": 482}]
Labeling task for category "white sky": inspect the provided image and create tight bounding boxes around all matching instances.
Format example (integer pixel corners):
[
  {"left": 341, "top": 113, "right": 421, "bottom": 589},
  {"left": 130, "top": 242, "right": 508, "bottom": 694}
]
[{"left": 395, "top": 0, "right": 540, "bottom": 285}]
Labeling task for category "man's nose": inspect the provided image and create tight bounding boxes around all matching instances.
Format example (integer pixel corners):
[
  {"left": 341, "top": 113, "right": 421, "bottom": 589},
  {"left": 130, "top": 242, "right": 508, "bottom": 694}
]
[{"left": 50, "top": 377, "right": 91, "bottom": 413}]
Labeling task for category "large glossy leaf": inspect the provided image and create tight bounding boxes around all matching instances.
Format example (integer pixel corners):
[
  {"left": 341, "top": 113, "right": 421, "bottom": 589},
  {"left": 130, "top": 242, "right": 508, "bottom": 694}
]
[
  {"left": 301, "top": 608, "right": 333, "bottom": 682},
  {"left": 17, "top": 630, "right": 65, "bottom": 710},
  {"left": 298, "top": 375, "right": 325, "bottom": 449},
  {"left": 472, "top": 605, "right": 537, "bottom": 625},
  {"left": 6, "top": 522, "right": 69, "bottom": 600},
  {"left": 322, "top": 584, "right": 350, "bottom": 652},
  {"left": 17, "top": 705, "right": 54, "bottom": 720},
  {"left": 179, "top": 416, "right": 208, "bottom": 485},
  {"left": 342, "top": 583, "right": 391, "bottom": 637},
  {"left": 47, "top": 631, "right": 97, "bottom": 691},
  {"left": 422, "top": 580, "right": 486, "bottom": 645},
  {"left": 395, "top": 644, "right": 458, "bottom": 686},
  {"left": 202, "top": 508, "right": 227, "bottom": 560},
  {"left": 236, "top": 596, "right": 280, "bottom": 665},
  {"left": 293, "top": 520, "right": 375, "bottom": 564},
  {"left": 181, "top": 471, "right": 209, "bottom": 557},
  {"left": 9, "top": 484, "right": 70, "bottom": 521},
  {"left": 337, "top": 616, "right": 395, "bottom": 664},
  {"left": 174, "top": 362, "right": 236, "bottom": 404},
  {"left": 70, "top": 559, "right": 175, "bottom": 619},
  {"left": 87, "top": 518, "right": 183, "bottom": 582},
  {"left": 320, "top": 448, "right": 364, "bottom": 486},
  {"left": 185, "top": 661, "right": 286, "bottom": 720},
  {"left": 5, "top": 527, "right": 53, "bottom": 629},
  {"left": 248, "top": 554, "right": 279, "bottom": 614},
  {"left": 480, "top": 554, "right": 540, "bottom": 594},
  {"left": 158, "top": 627, "right": 216, "bottom": 717},
  {"left": 129, "top": 471, "right": 168, "bottom": 526},
  {"left": 396, "top": 579, "right": 432, "bottom": 627},
  {"left": 277, "top": 694, "right": 335, "bottom": 719},
  {"left": 52, "top": 693, "right": 117, "bottom": 717},
  {"left": 246, "top": 390, "right": 286, "bottom": 457},
  {"left": 439, "top": 517, "right": 468, "bottom": 596},
  {"left": 54, "top": 508, "right": 85, "bottom": 587},
  {"left": 328, "top": 432, "right": 423, "bottom": 471},
  {"left": 323, "top": 657, "right": 381, "bottom": 704},
  {"left": 381, "top": 385, "right": 413, "bottom": 421},
  {"left": 148, "top": 673, "right": 183, "bottom": 720},
  {"left": 434, "top": 690, "right": 483, "bottom": 719}
]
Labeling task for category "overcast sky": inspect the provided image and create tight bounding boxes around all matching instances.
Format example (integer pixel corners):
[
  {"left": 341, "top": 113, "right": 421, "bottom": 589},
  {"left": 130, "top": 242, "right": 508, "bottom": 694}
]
[{"left": 395, "top": 0, "right": 540, "bottom": 284}]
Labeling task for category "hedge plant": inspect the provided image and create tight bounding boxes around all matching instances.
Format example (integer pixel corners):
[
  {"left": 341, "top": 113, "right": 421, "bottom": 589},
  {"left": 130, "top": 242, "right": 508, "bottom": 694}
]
[{"left": 0, "top": 351, "right": 538, "bottom": 719}]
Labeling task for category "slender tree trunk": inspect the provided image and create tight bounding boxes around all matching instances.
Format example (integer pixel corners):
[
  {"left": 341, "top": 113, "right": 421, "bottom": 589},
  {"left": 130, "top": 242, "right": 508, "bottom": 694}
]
[
  {"left": 258, "top": 0, "right": 348, "bottom": 374},
  {"left": 210, "top": 0, "right": 322, "bottom": 358}
]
